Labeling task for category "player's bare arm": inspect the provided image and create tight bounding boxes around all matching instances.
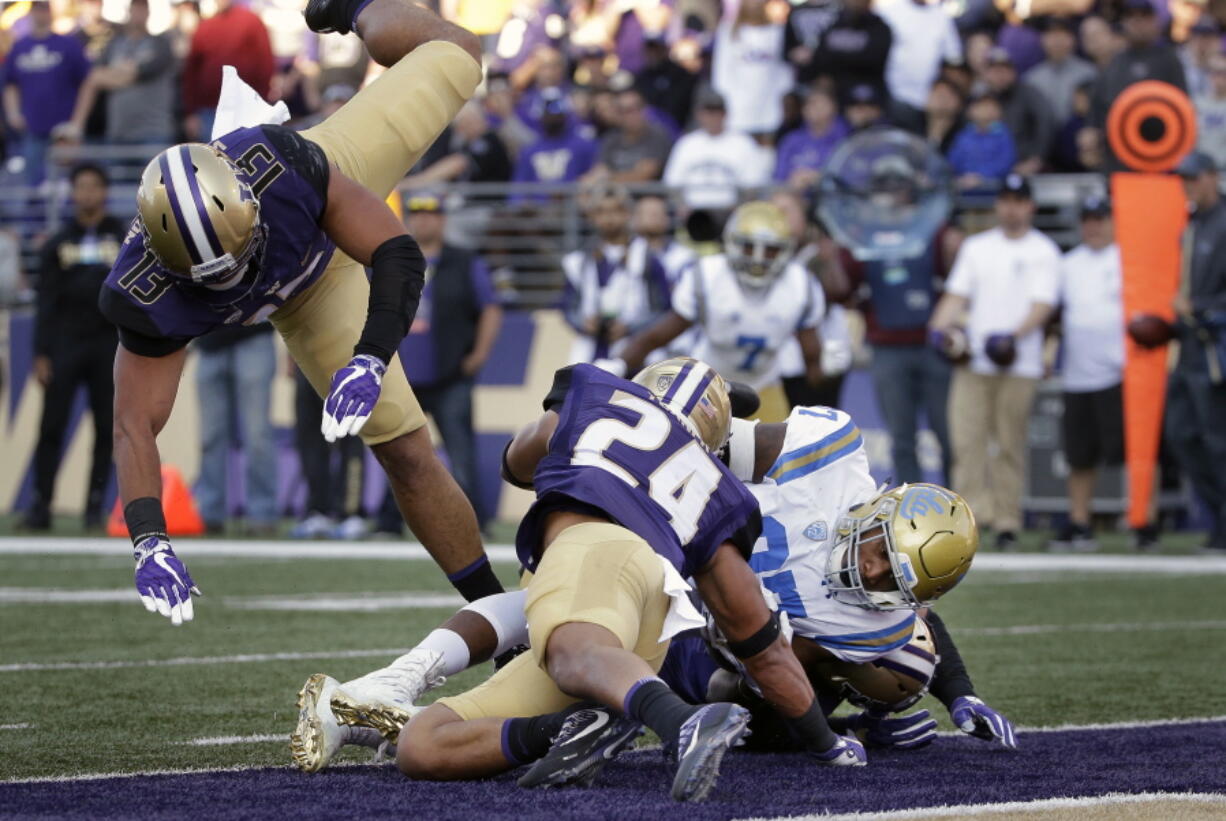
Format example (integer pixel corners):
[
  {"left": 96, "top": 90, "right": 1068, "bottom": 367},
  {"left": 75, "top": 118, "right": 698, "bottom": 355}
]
[
  {"left": 501, "top": 411, "right": 560, "bottom": 488},
  {"left": 112, "top": 345, "right": 187, "bottom": 503},
  {"left": 796, "top": 326, "right": 823, "bottom": 386}
]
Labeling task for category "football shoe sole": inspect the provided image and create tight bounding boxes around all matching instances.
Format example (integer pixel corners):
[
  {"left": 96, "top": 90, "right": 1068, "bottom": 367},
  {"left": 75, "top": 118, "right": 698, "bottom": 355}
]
[
  {"left": 517, "top": 714, "right": 644, "bottom": 789},
  {"left": 670, "top": 703, "right": 752, "bottom": 803},
  {"left": 330, "top": 688, "right": 414, "bottom": 746},
  {"left": 290, "top": 673, "right": 341, "bottom": 773}
]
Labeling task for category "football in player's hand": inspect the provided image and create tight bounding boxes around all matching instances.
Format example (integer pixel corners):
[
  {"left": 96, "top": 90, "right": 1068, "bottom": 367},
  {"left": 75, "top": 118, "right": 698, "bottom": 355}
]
[
  {"left": 929, "top": 327, "right": 970, "bottom": 365},
  {"left": 1127, "top": 313, "right": 1175, "bottom": 349},
  {"left": 984, "top": 333, "right": 1017, "bottom": 368},
  {"left": 728, "top": 381, "right": 761, "bottom": 419}
]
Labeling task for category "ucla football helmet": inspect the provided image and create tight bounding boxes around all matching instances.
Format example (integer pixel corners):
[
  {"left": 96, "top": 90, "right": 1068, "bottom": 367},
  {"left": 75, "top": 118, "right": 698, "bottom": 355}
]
[
  {"left": 811, "top": 616, "right": 939, "bottom": 713},
  {"left": 633, "top": 357, "right": 732, "bottom": 452},
  {"left": 723, "top": 201, "right": 795, "bottom": 290},
  {"left": 137, "top": 144, "right": 263, "bottom": 286},
  {"left": 826, "top": 484, "right": 977, "bottom": 610}
]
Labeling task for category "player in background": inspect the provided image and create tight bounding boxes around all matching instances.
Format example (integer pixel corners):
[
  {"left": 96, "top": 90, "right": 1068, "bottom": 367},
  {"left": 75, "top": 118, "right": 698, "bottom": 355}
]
[
  {"left": 605, "top": 200, "right": 826, "bottom": 422},
  {"left": 102, "top": 0, "right": 505, "bottom": 626},
  {"left": 298, "top": 358, "right": 865, "bottom": 800}
]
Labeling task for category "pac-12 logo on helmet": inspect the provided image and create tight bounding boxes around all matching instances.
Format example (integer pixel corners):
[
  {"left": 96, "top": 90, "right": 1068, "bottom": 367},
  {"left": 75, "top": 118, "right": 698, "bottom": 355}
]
[
  {"left": 633, "top": 357, "right": 732, "bottom": 452},
  {"left": 138, "top": 144, "right": 263, "bottom": 286}
]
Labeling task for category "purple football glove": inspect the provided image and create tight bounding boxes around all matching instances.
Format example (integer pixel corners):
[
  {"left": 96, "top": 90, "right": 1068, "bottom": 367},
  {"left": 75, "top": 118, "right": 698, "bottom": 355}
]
[
  {"left": 983, "top": 333, "right": 1017, "bottom": 368},
  {"left": 950, "top": 696, "right": 1017, "bottom": 749},
  {"left": 847, "top": 708, "right": 938, "bottom": 750},
  {"left": 321, "top": 354, "right": 386, "bottom": 443},
  {"left": 809, "top": 733, "right": 868, "bottom": 766},
  {"left": 133, "top": 537, "right": 200, "bottom": 626}
]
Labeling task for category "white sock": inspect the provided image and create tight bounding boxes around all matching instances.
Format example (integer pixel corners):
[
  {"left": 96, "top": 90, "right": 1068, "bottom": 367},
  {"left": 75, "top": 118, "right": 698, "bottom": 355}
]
[
  {"left": 414, "top": 628, "right": 470, "bottom": 676},
  {"left": 461, "top": 589, "right": 530, "bottom": 657}
]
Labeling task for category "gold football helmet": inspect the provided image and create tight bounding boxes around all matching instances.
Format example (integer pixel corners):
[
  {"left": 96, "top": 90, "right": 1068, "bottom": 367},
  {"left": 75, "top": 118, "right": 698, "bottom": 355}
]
[
  {"left": 826, "top": 483, "right": 977, "bottom": 610},
  {"left": 811, "top": 616, "right": 939, "bottom": 712},
  {"left": 723, "top": 200, "right": 795, "bottom": 290},
  {"left": 137, "top": 144, "right": 262, "bottom": 285},
  {"left": 633, "top": 357, "right": 732, "bottom": 452}
]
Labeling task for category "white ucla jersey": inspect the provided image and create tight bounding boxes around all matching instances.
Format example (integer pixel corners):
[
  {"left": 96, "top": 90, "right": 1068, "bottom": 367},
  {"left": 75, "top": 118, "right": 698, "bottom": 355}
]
[
  {"left": 748, "top": 406, "right": 917, "bottom": 663},
  {"left": 670, "top": 255, "right": 824, "bottom": 390}
]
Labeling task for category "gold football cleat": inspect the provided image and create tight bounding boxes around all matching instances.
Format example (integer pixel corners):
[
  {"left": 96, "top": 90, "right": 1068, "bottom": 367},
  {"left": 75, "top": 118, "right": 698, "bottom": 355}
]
[{"left": 330, "top": 688, "right": 413, "bottom": 746}]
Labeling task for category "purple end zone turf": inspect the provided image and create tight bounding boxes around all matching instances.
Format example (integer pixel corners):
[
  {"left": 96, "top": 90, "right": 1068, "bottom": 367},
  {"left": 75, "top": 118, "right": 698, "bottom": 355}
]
[{"left": 5, "top": 721, "right": 1225, "bottom": 819}]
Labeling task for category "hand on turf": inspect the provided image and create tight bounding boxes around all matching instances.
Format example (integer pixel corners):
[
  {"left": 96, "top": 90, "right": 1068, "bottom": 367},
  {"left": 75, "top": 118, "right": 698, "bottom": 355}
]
[
  {"left": 847, "top": 708, "right": 938, "bottom": 750},
  {"left": 950, "top": 696, "right": 1017, "bottom": 749},
  {"left": 321, "top": 354, "right": 386, "bottom": 442},
  {"left": 133, "top": 537, "right": 200, "bottom": 626},
  {"left": 808, "top": 733, "right": 867, "bottom": 766}
]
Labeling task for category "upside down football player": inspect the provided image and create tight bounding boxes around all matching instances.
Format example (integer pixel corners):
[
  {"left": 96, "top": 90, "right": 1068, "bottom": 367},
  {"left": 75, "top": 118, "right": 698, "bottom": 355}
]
[
  {"left": 103, "top": 1, "right": 506, "bottom": 625},
  {"left": 291, "top": 362, "right": 1015, "bottom": 783},
  {"left": 298, "top": 358, "right": 867, "bottom": 801}
]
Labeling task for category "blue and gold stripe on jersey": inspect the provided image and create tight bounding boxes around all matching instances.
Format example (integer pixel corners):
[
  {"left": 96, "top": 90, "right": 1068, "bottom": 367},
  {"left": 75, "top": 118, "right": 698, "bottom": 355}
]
[
  {"left": 767, "top": 418, "right": 864, "bottom": 485},
  {"left": 811, "top": 613, "right": 917, "bottom": 655}
]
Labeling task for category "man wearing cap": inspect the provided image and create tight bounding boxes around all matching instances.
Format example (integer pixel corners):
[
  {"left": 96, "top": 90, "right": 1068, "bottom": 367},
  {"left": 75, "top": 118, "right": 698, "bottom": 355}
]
[
  {"left": 1024, "top": 17, "right": 1098, "bottom": 128},
  {"left": 1169, "top": 152, "right": 1226, "bottom": 554},
  {"left": 984, "top": 46, "right": 1055, "bottom": 175},
  {"left": 635, "top": 34, "right": 697, "bottom": 130},
  {"left": 511, "top": 87, "right": 598, "bottom": 202},
  {"left": 1088, "top": 0, "right": 1186, "bottom": 171},
  {"left": 377, "top": 193, "right": 503, "bottom": 532},
  {"left": 663, "top": 88, "right": 771, "bottom": 211},
  {"left": 1179, "top": 15, "right": 1220, "bottom": 98},
  {"left": 929, "top": 174, "right": 1060, "bottom": 550},
  {"left": 1195, "top": 54, "right": 1226, "bottom": 169},
  {"left": 1049, "top": 194, "right": 1132, "bottom": 551},
  {"left": 843, "top": 83, "right": 888, "bottom": 132}
]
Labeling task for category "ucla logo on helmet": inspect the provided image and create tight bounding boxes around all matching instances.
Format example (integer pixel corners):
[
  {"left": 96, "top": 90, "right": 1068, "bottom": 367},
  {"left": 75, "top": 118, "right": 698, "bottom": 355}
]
[
  {"left": 804, "top": 521, "right": 828, "bottom": 541},
  {"left": 898, "top": 486, "right": 952, "bottom": 519}
]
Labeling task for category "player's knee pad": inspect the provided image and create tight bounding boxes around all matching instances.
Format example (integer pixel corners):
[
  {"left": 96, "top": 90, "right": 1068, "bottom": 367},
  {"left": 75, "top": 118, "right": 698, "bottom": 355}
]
[{"left": 461, "top": 589, "right": 529, "bottom": 657}]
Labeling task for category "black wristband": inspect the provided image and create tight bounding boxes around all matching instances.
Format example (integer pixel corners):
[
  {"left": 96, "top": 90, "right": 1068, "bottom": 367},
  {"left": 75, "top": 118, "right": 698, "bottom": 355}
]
[
  {"left": 788, "top": 698, "right": 837, "bottom": 751},
  {"left": 124, "top": 497, "right": 167, "bottom": 546},
  {"left": 353, "top": 234, "right": 427, "bottom": 363},
  {"left": 727, "top": 609, "right": 781, "bottom": 659}
]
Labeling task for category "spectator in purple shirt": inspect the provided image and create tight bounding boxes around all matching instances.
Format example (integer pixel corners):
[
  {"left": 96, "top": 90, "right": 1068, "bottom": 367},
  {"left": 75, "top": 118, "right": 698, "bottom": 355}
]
[
  {"left": 512, "top": 87, "right": 599, "bottom": 202},
  {"left": 382, "top": 193, "right": 503, "bottom": 532},
  {"left": 2, "top": 0, "right": 90, "bottom": 186},
  {"left": 774, "top": 84, "right": 849, "bottom": 187}
]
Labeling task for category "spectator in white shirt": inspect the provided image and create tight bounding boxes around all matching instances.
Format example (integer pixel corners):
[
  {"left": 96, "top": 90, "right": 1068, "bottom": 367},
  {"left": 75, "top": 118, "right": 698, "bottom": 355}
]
[
  {"left": 929, "top": 174, "right": 1060, "bottom": 550},
  {"left": 1196, "top": 54, "right": 1226, "bottom": 170},
  {"left": 663, "top": 88, "right": 772, "bottom": 211},
  {"left": 876, "top": 0, "right": 961, "bottom": 131},
  {"left": 1049, "top": 195, "right": 1131, "bottom": 552},
  {"left": 712, "top": 0, "right": 795, "bottom": 138}
]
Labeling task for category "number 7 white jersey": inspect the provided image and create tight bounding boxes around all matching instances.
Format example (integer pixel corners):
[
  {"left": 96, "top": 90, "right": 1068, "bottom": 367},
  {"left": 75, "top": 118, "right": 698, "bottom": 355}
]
[
  {"left": 747, "top": 406, "right": 918, "bottom": 663},
  {"left": 670, "top": 255, "right": 825, "bottom": 390}
]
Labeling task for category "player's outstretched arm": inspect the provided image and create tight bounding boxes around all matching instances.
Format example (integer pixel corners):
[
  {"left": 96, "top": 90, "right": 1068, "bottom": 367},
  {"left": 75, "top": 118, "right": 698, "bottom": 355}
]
[
  {"left": 925, "top": 610, "right": 1017, "bottom": 749},
  {"left": 113, "top": 345, "right": 201, "bottom": 626},
  {"left": 502, "top": 411, "right": 560, "bottom": 488},
  {"left": 318, "top": 172, "right": 428, "bottom": 441},
  {"left": 694, "top": 543, "right": 866, "bottom": 765}
]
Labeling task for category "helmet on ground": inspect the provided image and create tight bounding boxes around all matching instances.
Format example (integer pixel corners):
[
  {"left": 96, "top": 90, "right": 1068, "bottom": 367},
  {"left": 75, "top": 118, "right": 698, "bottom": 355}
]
[
  {"left": 138, "top": 143, "right": 262, "bottom": 286},
  {"left": 723, "top": 200, "right": 794, "bottom": 290},
  {"left": 826, "top": 483, "right": 977, "bottom": 610},
  {"left": 633, "top": 357, "right": 732, "bottom": 452}
]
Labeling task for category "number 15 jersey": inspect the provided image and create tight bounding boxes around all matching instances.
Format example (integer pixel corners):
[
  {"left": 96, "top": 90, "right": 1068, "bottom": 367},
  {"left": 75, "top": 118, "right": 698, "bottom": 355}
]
[{"left": 517, "top": 364, "right": 762, "bottom": 579}]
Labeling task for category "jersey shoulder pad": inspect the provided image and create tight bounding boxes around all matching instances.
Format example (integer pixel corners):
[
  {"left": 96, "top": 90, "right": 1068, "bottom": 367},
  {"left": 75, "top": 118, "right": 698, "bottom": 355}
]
[{"left": 766, "top": 406, "right": 863, "bottom": 485}]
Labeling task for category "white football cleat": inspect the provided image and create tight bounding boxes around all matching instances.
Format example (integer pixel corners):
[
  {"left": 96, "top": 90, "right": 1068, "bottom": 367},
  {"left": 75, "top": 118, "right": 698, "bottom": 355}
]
[
  {"left": 290, "top": 673, "right": 386, "bottom": 773},
  {"left": 341, "top": 648, "right": 446, "bottom": 712}
]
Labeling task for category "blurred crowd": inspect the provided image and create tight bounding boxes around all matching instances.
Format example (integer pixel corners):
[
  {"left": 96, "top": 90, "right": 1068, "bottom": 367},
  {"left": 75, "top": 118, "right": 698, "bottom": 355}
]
[{"left": 5, "top": 0, "right": 1226, "bottom": 554}]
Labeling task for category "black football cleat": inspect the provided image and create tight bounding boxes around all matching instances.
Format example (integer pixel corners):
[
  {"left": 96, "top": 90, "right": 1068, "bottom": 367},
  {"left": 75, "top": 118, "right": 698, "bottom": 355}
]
[
  {"left": 670, "top": 702, "right": 751, "bottom": 802},
  {"left": 517, "top": 705, "right": 643, "bottom": 789},
  {"left": 304, "top": 0, "right": 360, "bottom": 35}
]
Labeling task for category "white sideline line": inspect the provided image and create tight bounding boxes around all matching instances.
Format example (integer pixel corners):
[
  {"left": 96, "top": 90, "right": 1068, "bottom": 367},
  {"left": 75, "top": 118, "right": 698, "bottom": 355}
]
[
  {"left": 0, "top": 647, "right": 405, "bottom": 673},
  {"left": 927, "top": 714, "right": 1226, "bottom": 738},
  {"left": 0, "top": 760, "right": 382, "bottom": 785},
  {"left": 741, "top": 791, "right": 1226, "bottom": 821},
  {"left": 958, "top": 619, "right": 1226, "bottom": 637},
  {"left": 0, "top": 723, "right": 32, "bottom": 730},
  {"left": 180, "top": 734, "right": 285, "bottom": 746},
  {"left": 3, "top": 539, "right": 1226, "bottom": 574},
  {"left": 226, "top": 593, "right": 464, "bottom": 611},
  {"left": 0, "top": 588, "right": 137, "bottom": 603}
]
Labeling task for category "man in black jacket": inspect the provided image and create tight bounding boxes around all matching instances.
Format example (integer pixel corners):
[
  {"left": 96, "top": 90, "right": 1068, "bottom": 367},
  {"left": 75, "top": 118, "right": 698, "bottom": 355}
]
[
  {"left": 984, "top": 47, "right": 1056, "bottom": 175},
  {"left": 25, "top": 164, "right": 125, "bottom": 530},
  {"left": 377, "top": 193, "right": 502, "bottom": 532},
  {"left": 1169, "top": 152, "right": 1226, "bottom": 553},
  {"left": 800, "top": 0, "right": 892, "bottom": 107}
]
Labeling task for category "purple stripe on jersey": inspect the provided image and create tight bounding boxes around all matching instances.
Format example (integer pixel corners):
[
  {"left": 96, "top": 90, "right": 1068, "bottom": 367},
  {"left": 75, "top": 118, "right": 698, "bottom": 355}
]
[
  {"left": 179, "top": 146, "right": 225, "bottom": 260},
  {"left": 159, "top": 153, "right": 203, "bottom": 265},
  {"left": 680, "top": 368, "right": 716, "bottom": 416},
  {"left": 875, "top": 657, "right": 931, "bottom": 683},
  {"left": 661, "top": 361, "right": 693, "bottom": 404},
  {"left": 901, "top": 643, "right": 938, "bottom": 664}
]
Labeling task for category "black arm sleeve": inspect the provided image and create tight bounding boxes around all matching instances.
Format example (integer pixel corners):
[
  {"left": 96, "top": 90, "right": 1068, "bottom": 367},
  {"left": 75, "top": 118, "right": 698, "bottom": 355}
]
[
  {"left": 926, "top": 610, "right": 976, "bottom": 707},
  {"left": 263, "top": 125, "right": 331, "bottom": 212},
  {"left": 98, "top": 287, "right": 190, "bottom": 357},
  {"left": 542, "top": 366, "right": 578, "bottom": 412},
  {"left": 352, "top": 234, "right": 427, "bottom": 363}
]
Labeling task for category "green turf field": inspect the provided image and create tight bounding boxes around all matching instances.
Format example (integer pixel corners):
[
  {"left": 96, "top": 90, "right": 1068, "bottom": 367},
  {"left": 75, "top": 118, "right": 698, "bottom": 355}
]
[{"left": 2, "top": 539, "right": 1225, "bottom": 783}]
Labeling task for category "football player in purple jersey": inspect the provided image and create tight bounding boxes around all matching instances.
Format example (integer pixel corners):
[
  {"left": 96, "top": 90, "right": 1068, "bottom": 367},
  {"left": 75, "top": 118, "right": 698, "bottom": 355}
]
[
  {"left": 105, "top": 1, "right": 507, "bottom": 626},
  {"left": 304, "top": 358, "right": 866, "bottom": 800}
]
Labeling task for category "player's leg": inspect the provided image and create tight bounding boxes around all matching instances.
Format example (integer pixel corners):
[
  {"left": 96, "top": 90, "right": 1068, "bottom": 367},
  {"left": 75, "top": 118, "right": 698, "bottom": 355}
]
[
  {"left": 26, "top": 349, "right": 81, "bottom": 528},
  {"left": 300, "top": 5, "right": 481, "bottom": 199}
]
